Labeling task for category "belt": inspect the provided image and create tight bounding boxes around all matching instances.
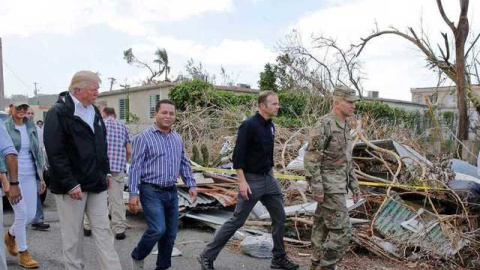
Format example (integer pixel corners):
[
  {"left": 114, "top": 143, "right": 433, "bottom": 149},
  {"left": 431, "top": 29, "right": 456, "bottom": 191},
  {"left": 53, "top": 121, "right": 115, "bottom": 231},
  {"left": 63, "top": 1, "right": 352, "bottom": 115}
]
[
  {"left": 244, "top": 170, "right": 272, "bottom": 176},
  {"left": 141, "top": 182, "right": 176, "bottom": 191}
]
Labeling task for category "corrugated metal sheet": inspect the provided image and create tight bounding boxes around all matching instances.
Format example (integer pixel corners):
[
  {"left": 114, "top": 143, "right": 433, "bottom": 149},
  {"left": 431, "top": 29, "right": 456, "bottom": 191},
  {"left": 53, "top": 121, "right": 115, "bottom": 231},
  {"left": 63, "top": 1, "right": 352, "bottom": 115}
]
[
  {"left": 374, "top": 196, "right": 468, "bottom": 257},
  {"left": 177, "top": 189, "right": 216, "bottom": 208}
]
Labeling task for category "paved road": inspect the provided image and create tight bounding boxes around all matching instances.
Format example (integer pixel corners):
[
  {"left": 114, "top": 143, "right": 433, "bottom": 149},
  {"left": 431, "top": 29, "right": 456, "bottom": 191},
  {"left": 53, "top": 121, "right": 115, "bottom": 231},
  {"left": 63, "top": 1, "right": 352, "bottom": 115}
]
[{"left": 3, "top": 192, "right": 308, "bottom": 270}]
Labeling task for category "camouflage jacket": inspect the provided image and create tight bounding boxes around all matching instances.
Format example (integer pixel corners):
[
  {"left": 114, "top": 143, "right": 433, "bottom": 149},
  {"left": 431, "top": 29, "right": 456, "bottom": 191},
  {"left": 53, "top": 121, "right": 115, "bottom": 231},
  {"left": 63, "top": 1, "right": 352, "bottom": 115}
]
[{"left": 304, "top": 113, "right": 360, "bottom": 194}]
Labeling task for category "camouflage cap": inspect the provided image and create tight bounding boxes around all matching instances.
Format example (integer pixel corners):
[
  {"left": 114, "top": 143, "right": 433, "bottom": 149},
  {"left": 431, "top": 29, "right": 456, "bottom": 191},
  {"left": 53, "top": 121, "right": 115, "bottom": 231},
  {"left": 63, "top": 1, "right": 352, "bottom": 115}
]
[{"left": 332, "top": 85, "right": 359, "bottom": 102}]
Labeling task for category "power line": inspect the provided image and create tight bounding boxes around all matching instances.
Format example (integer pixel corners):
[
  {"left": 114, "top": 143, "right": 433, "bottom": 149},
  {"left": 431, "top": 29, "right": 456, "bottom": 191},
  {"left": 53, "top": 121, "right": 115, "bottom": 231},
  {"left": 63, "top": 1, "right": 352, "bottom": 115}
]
[{"left": 3, "top": 61, "right": 31, "bottom": 94}]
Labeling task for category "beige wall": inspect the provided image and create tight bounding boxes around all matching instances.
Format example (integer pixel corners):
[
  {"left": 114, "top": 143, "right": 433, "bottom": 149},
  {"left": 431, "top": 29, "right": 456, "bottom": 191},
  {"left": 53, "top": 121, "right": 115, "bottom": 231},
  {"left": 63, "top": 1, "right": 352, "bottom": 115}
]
[
  {"left": 411, "top": 85, "right": 480, "bottom": 109},
  {"left": 96, "top": 88, "right": 170, "bottom": 123},
  {"left": 27, "top": 105, "right": 50, "bottom": 123}
]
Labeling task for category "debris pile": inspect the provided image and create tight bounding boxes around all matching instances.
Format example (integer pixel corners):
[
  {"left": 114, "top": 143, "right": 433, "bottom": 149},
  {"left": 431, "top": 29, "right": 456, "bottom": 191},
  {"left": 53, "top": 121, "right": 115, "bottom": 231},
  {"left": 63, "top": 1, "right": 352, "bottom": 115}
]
[
  {"left": 180, "top": 131, "right": 479, "bottom": 269},
  {"left": 125, "top": 110, "right": 479, "bottom": 269}
]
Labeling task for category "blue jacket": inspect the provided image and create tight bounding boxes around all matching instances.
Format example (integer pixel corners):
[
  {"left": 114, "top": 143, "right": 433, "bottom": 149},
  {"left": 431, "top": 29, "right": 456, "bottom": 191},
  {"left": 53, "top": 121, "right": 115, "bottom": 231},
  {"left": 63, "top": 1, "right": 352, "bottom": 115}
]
[{"left": 0, "top": 117, "right": 44, "bottom": 182}]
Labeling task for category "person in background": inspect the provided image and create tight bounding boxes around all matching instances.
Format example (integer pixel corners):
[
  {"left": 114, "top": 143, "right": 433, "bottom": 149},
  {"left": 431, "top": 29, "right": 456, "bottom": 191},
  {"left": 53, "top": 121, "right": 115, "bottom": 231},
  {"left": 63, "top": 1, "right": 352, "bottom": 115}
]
[
  {"left": 26, "top": 107, "right": 50, "bottom": 231},
  {"left": 0, "top": 120, "right": 21, "bottom": 270},
  {"left": 26, "top": 108, "right": 34, "bottom": 122},
  {"left": 84, "top": 107, "right": 131, "bottom": 240},
  {"left": 44, "top": 70, "right": 122, "bottom": 270},
  {"left": 2, "top": 98, "right": 46, "bottom": 268},
  {"left": 35, "top": 120, "right": 44, "bottom": 148}
]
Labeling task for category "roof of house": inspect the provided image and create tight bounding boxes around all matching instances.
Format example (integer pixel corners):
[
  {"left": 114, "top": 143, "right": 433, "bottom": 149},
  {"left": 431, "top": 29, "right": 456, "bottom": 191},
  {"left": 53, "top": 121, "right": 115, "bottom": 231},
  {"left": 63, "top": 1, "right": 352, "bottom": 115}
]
[
  {"left": 99, "top": 82, "right": 176, "bottom": 97},
  {"left": 410, "top": 84, "right": 480, "bottom": 93},
  {"left": 363, "top": 96, "right": 427, "bottom": 108},
  {"left": 98, "top": 82, "right": 259, "bottom": 97}
]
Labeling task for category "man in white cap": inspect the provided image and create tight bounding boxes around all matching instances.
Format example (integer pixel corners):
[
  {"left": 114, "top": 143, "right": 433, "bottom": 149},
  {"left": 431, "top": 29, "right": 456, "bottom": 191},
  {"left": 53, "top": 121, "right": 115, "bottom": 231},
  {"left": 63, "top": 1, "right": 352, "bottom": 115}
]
[{"left": 44, "top": 71, "right": 122, "bottom": 270}]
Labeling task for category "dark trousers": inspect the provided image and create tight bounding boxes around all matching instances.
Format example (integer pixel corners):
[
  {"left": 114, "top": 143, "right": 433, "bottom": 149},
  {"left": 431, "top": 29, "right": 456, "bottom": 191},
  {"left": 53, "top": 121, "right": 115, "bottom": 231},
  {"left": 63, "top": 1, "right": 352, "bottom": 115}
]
[
  {"left": 32, "top": 192, "right": 44, "bottom": 224},
  {"left": 131, "top": 184, "right": 179, "bottom": 270},
  {"left": 201, "top": 172, "right": 286, "bottom": 260}
]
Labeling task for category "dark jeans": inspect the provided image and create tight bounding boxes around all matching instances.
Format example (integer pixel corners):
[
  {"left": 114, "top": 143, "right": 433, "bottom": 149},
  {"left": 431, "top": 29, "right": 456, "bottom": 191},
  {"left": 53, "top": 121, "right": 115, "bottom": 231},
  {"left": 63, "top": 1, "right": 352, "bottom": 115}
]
[
  {"left": 32, "top": 190, "right": 44, "bottom": 224},
  {"left": 201, "top": 172, "right": 286, "bottom": 261},
  {"left": 131, "top": 183, "right": 179, "bottom": 270}
]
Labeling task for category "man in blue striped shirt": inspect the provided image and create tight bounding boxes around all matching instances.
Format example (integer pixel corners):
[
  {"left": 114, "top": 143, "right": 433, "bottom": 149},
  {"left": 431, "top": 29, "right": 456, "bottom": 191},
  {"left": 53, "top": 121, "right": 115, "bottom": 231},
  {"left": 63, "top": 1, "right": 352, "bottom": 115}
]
[{"left": 128, "top": 99, "right": 197, "bottom": 270}]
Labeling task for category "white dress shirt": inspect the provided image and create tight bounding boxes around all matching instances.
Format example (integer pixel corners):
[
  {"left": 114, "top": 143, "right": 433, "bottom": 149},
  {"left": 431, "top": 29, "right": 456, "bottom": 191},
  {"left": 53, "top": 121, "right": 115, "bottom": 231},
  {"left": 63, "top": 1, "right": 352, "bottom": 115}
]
[{"left": 71, "top": 94, "right": 95, "bottom": 133}]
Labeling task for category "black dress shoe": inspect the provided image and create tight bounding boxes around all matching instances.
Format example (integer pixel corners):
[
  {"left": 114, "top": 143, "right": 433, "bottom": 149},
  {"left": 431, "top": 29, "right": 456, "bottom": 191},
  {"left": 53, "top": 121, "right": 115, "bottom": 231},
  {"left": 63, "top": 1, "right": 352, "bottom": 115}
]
[
  {"left": 271, "top": 255, "right": 299, "bottom": 270},
  {"left": 83, "top": 229, "right": 92, "bottom": 237},
  {"left": 31, "top": 222, "right": 50, "bottom": 231},
  {"left": 197, "top": 254, "right": 215, "bottom": 270},
  {"left": 115, "top": 232, "right": 126, "bottom": 240}
]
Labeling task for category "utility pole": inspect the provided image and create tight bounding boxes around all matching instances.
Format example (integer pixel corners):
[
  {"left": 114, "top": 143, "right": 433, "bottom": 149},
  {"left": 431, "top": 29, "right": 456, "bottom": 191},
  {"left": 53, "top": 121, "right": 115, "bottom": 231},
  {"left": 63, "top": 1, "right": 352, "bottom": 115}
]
[
  {"left": 0, "top": 38, "right": 5, "bottom": 110},
  {"left": 33, "top": 82, "right": 39, "bottom": 96},
  {"left": 33, "top": 82, "right": 39, "bottom": 105}
]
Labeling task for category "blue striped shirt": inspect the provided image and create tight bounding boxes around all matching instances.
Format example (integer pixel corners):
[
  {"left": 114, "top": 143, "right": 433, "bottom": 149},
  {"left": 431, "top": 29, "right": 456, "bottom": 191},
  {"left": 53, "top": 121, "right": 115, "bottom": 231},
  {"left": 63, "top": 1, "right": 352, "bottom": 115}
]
[{"left": 129, "top": 126, "right": 195, "bottom": 195}]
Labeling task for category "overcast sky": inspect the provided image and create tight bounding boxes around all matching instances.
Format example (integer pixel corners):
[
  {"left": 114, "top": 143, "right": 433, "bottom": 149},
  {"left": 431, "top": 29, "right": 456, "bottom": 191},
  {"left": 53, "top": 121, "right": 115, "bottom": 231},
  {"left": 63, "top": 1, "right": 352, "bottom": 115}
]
[{"left": 1, "top": 0, "right": 479, "bottom": 101}]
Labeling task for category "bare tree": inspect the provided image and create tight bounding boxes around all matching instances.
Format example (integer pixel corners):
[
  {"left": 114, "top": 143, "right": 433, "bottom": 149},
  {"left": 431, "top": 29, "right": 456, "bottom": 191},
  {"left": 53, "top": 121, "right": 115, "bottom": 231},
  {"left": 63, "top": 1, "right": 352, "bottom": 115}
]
[
  {"left": 220, "top": 66, "right": 237, "bottom": 86},
  {"left": 355, "top": 0, "right": 480, "bottom": 149},
  {"left": 185, "top": 58, "right": 215, "bottom": 84},
  {"left": 277, "top": 30, "right": 366, "bottom": 97}
]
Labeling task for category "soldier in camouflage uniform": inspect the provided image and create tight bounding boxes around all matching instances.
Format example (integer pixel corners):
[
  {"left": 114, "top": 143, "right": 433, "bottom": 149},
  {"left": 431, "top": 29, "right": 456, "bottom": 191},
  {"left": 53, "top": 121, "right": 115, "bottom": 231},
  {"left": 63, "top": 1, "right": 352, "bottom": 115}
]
[{"left": 304, "top": 86, "right": 362, "bottom": 270}]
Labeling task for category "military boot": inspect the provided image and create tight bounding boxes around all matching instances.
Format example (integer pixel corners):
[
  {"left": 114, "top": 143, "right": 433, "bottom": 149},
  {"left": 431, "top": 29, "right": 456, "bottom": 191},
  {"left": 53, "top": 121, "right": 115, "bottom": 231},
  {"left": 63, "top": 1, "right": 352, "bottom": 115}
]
[
  {"left": 18, "top": 250, "right": 39, "bottom": 268},
  {"left": 5, "top": 231, "right": 18, "bottom": 256}
]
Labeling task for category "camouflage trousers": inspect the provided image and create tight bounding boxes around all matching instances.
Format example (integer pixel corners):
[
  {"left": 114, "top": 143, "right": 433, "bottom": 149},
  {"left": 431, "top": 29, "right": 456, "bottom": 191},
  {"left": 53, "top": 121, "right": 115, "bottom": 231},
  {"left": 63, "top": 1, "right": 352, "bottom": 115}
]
[{"left": 310, "top": 193, "right": 350, "bottom": 270}]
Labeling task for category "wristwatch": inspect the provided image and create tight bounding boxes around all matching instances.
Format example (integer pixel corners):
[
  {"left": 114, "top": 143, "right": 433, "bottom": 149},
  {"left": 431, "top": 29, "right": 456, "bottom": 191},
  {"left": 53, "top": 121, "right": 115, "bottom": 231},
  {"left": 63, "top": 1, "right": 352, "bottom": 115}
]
[{"left": 10, "top": 181, "right": 19, "bottom": 186}]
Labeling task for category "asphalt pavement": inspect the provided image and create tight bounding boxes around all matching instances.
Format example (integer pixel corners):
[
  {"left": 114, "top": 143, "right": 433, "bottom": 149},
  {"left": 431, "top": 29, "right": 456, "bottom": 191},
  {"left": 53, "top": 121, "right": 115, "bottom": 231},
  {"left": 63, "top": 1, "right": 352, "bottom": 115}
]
[{"left": 2, "top": 192, "right": 308, "bottom": 270}]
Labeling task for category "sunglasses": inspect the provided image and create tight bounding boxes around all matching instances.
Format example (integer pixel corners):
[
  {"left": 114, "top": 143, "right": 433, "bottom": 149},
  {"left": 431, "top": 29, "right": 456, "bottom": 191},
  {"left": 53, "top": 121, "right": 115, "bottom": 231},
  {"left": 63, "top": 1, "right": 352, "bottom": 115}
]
[{"left": 15, "top": 105, "right": 29, "bottom": 111}]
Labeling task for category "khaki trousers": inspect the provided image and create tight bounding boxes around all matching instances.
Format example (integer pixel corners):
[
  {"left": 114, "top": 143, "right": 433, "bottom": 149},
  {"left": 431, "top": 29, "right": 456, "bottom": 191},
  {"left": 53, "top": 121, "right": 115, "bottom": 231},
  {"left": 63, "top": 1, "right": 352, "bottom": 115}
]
[
  {"left": 55, "top": 191, "right": 122, "bottom": 270},
  {"left": 84, "top": 172, "right": 126, "bottom": 234}
]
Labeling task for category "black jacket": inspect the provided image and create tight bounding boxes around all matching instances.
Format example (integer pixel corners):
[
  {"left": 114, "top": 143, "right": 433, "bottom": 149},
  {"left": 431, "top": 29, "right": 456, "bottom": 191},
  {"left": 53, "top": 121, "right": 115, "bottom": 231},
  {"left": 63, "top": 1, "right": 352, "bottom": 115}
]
[{"left": 44, "top": 92, "right": 110, "bottom": 194}]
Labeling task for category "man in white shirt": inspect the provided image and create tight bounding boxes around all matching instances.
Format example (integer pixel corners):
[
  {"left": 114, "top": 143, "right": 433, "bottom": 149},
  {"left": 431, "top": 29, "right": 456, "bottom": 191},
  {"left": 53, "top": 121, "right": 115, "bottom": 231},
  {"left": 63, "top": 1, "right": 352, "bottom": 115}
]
[{"left": 44, "top": 71, "right": 121, "bottom": 270}]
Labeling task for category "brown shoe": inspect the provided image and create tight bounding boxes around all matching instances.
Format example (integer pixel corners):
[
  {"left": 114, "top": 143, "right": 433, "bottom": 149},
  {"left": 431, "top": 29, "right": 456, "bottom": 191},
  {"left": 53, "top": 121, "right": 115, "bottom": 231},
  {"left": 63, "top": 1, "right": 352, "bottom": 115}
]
[
  {"left": 5, "top": 231, "right": 18, "bottom": 256},
  {"left": 18, "top": 250, "right": 39, "bottom": 268}
]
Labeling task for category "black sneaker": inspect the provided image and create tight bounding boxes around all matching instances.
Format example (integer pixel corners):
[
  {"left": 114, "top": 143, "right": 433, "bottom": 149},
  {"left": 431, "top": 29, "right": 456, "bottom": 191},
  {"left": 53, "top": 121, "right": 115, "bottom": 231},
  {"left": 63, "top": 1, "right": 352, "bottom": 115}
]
[
  {"left": 83, "top": 229, "right": 92, "bottom": 237},
  {"left": 115, "top": 232, "right": 126, "bottom": 240},
  {"left": 31, "top": 222, "right": 50, "bottom": 231},
  {"left": 197, "top": 254, "right": 215, "bottom": 270},
  {"left": 271, "top": 255, "right": 299, "bottom": 270}
]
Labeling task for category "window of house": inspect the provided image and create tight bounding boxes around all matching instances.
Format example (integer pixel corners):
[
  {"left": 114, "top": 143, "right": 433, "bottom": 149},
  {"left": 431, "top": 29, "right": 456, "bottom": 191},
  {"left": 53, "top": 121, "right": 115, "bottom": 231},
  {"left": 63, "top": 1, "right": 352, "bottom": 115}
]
[
  {"left": 150, "top": 94, "right": 160, "bottom": 118},
  {"left": 119, "top": 99, "right": 129, "bottom": 120}
]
